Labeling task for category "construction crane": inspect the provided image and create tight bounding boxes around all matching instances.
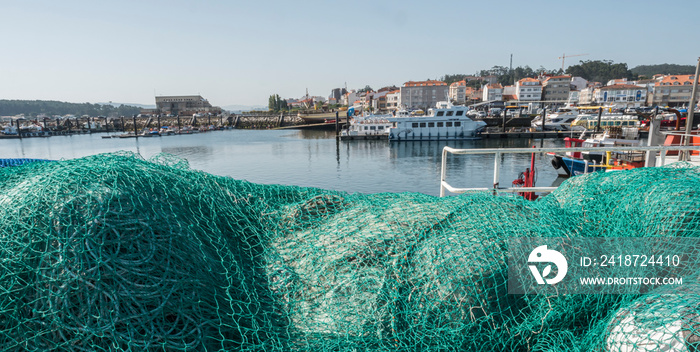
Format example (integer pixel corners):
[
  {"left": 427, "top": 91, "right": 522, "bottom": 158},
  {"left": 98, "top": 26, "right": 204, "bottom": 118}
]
[{"left": 558, "top": 53, "right": 588, "bottom": 71}]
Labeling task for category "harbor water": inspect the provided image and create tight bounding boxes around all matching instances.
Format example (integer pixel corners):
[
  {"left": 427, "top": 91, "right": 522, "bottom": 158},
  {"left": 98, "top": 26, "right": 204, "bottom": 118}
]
[{"left": 1, "top": 130, "right": 567, "bottom": 196}]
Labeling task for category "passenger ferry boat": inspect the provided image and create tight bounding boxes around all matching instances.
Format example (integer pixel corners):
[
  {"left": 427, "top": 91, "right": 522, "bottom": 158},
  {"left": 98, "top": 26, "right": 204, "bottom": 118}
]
[
  {"left": 387, "top": 101, "right": 487, "bottom": 141},
  {"left": 569, "top": 114, "right": 640, "bottom": 131},
  {"left": 340, "top": 113, "right": 393, "bottom": 140}
]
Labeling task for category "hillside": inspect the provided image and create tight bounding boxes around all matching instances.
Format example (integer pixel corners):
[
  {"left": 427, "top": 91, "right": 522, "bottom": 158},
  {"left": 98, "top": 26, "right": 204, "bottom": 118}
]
[
  {"left": 631, "top": 64, "right": 696, "bottom": 78},
  {"left": 0, "top": 100, "right": 141, "bottom": 117}
]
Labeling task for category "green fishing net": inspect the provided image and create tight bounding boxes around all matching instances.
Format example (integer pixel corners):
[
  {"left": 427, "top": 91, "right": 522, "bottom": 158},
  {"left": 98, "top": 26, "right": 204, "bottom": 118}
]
[{"left": 0, "top": 152, "right": 699, "bottom": 351}]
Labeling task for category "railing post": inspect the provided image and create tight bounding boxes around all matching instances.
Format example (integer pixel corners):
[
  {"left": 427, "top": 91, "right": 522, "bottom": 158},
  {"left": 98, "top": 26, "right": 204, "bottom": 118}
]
[
  {"left": 440, "top": 147, "right": 448, "bottom": 197},
  {"left": 493, "top": 152, "right": 501, "bottom": 192}
]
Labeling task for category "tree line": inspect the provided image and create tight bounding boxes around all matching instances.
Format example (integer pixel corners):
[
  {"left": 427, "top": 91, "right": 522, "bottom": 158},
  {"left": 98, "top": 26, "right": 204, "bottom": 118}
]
[
  {"left": 0, "top": 100, "right": 141, "bottom": 118},
  {"left": 630, "top": 64, "right": 696, "bottom": 78},
  {"left": 440, "top": 60, "right": 694, "bottom": 89}
]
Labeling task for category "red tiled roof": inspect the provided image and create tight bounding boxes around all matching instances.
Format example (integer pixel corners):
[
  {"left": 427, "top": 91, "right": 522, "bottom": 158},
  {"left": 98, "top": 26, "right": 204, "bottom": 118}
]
[
  {"left": 518, "top": 78, "right": 540, "bottom": 84},
  {"left": 545, "top": 75, "right": 571, "bottom": 81},
  {"left": 404, "top": 80, "right": 447, "bottom": 87},
  {"left": 655, "top": 74, "right": 698, "bottom": 86}
]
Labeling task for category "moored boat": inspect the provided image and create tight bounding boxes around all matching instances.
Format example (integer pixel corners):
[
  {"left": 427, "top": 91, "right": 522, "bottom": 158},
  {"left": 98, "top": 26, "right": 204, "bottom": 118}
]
[
  {"left": 387, "top": 101, "right": 487, "bottom": 141},
  {"left": 549, "top": 127, "right": 643, "bottom": 177},
  {"left": 340, "top": 113, "right": 392, "bottom": 140}
]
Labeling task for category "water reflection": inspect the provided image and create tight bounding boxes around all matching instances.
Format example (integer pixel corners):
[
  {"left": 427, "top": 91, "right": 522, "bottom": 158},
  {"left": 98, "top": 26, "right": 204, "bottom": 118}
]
[
  {"left": 161, "top": 145, "right": 213, "bottom": 157},
  {"left": 1, "top": 130, "right": 567, "bottom": 197}
]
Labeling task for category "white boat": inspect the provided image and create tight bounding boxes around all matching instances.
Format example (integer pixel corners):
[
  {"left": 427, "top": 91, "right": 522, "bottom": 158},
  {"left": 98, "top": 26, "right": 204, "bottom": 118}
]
[
  {"left": 531, "top": 107, "right": 578, "bottom": 130},
  {"left": 340, "top": 113, "right": 393, "bottom": 140},
  {"left": 387, "top": 101, "right": 487, "bottom": 141}
]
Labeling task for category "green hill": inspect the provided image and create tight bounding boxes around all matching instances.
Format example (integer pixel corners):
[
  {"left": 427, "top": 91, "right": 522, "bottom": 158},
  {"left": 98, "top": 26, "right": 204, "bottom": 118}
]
[
  {"left": 0, "top": 100, "right": 141, "bottom": 117},
  {"left": 631, "top": 64, "right": 696, "bottom": 78}
]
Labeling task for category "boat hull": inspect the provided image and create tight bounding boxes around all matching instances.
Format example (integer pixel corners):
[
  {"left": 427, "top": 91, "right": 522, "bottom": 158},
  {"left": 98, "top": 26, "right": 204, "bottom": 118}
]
[{"left": 551, "top": 154, "right": 606, "bottom": 177}]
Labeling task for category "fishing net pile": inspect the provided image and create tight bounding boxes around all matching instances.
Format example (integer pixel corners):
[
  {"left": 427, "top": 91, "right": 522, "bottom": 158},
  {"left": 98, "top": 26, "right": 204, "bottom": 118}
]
[{"left": 1, "top": 151, "right": 699, "bottom": 351}]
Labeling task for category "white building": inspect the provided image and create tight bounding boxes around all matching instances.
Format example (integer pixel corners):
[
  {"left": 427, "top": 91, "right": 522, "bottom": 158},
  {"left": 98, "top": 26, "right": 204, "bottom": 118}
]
[
  {"left": 342, "top": 90, "right": 359, "bottom": 106},
  {"left": 515, "top": 78, "right": 542, "bottom": 101},
  {"left": 578, "top": 87, "right": 597, "bottom": 105},
  {"left": 596, "top": 84, "right": 648, "bottom": 107},
  {"left": 386, "top": 90, "right": 400, "bottom": 111},
  {"left": 570, "top": 77, "right": 589, "bottom": 91},
  {"left": 449, "top": 80, "right": 467, "bottom": 104},
  {"left": 482, "top": 83, "right": 503, "bottom": 102}
]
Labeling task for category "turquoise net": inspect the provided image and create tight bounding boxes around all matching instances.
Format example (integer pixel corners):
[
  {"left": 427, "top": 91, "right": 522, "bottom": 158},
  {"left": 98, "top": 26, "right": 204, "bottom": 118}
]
[{"left": 0, "top": 152, "right": 699, "bottom": 351}]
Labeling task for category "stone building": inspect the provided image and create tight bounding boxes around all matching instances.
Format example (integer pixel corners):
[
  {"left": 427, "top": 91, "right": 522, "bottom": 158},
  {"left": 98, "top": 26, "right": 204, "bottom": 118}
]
[{"left": 155, "top": 95, "right": 222, "bottom": 115}]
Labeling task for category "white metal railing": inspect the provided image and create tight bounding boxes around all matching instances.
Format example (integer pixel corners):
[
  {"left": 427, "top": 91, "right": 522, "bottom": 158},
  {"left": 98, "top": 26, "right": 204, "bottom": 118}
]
[{"left": 439, "top": 145, "right": 700, "bottom": 197}]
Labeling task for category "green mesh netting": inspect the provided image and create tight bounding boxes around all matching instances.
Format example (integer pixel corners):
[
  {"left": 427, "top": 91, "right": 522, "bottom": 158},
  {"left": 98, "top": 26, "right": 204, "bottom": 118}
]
[{"left": 0, "top": 151, "right": 699, "bottom": 351}]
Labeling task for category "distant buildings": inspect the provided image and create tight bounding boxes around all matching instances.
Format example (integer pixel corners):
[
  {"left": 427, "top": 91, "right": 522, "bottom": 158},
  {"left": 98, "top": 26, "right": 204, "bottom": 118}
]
[
  {"left": 154, "top": 95, "right": 222, "bottom": 115},
  {"left": 399, "top": 80, "right": 448, "bottom": 110}
]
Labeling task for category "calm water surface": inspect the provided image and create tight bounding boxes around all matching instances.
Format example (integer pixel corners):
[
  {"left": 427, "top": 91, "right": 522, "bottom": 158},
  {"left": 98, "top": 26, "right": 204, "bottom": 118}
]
[{"left": 1, "top": 130, "right": 566, "bottom": 196}]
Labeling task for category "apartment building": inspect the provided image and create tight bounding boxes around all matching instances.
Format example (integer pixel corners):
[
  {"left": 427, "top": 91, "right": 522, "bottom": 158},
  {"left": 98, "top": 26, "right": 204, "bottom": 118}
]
[
  {"left": 399, "top": 80, "right": 448, "bottom": 110},
  {"left": 449, "top": 80, "right": 467, "bottom": 104},
  {"left": 650, "top": 75, "right": 700, "bottom": 107},
  {"left": 515, "top": 78, "right": 542, "bottom": 101},
  {"left": 542, "top": 75, "right": 571, "bottom": 102},
  {"left": 482, "top": 83, "right": 503, "bottom": 102}
]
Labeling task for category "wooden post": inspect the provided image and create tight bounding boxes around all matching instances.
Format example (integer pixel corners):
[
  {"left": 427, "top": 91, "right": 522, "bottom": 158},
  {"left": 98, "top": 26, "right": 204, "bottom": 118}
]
[
  {"left": 16, "top": 119, "right": 22, "bottom": 139},
  {"left": 157, "top": 114, "right": 161, "bottom": 130},
  {"left": 335, "top": 111, "right": 339, "bottom": 136},
  {"left": 541, "top": 107, "right": 547, "bottom": 131},
  {"left": 132, "top": 115, "right": 138, "bottom": 137},
  {"left": 121, "top": 116, "right": 125, "bottom": 132},
  {"left": 88, "top": 116, "right": 93, "bottom": 134},
  {"left": 596, "top": 107, "right": 603, "bottom": 134},
  {"left": 502, "top": 110, "right": 506, "bottom": 133},
  {"left": 177, "top": 115, "right": 181, "bottom": 133}
]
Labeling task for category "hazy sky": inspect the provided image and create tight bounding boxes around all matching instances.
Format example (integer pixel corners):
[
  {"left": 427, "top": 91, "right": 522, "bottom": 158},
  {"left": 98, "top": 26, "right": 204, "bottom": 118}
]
[{"left": 2, "top": 0, "right": 699, "bottom": 107}]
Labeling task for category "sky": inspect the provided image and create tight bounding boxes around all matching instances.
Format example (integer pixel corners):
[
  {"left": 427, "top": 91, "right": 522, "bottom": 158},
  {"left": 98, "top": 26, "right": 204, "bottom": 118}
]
[{"left": 2, "top": 0, "right": 699, "bottom": 108}]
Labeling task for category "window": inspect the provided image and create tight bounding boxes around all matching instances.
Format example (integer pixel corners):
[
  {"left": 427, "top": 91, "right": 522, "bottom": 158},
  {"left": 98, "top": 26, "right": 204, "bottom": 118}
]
[
  {"left": 412, "top": 122, "right": 419, "bottom": 128},
  {"left": 420, "top": 122, "right": 426, "bottom": 127},
  {"left": 437, "top": 122, "right": 444, "bottom": 127},
  {"left": 455, "top": 110, "right": 464, "bottom": 116},
  {"left": 378, "top": 126, "right": 384, "bottom": 130},
  {"left": 437, "top": 111, "right": 444, "bottom": 116},
  {"left": 428, "top": 122, "right": 435, "bottom": 127},
  {"left": 446, "top": 122, "right": 453, "bottom": 127},
  {"left": 454, "top": 122, "right": 461, "bottom": 127},
  {"left": 446, "top": 111, "right": 454, "bottom": 116},
  {"left": 364, "top": 126, "right": 368, "bottom": 130},
  {"left": 370, "top": 126, "right": 376, "bottom": 130}
]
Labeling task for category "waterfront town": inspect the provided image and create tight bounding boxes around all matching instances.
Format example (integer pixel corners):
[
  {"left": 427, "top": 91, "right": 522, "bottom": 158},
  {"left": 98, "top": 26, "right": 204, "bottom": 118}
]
[
  {"left": 2, "top": 72, "right": 699, "bottom": 136},
  {"left": 292, "top": 72, "right": 699, "bottom": 115}
]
